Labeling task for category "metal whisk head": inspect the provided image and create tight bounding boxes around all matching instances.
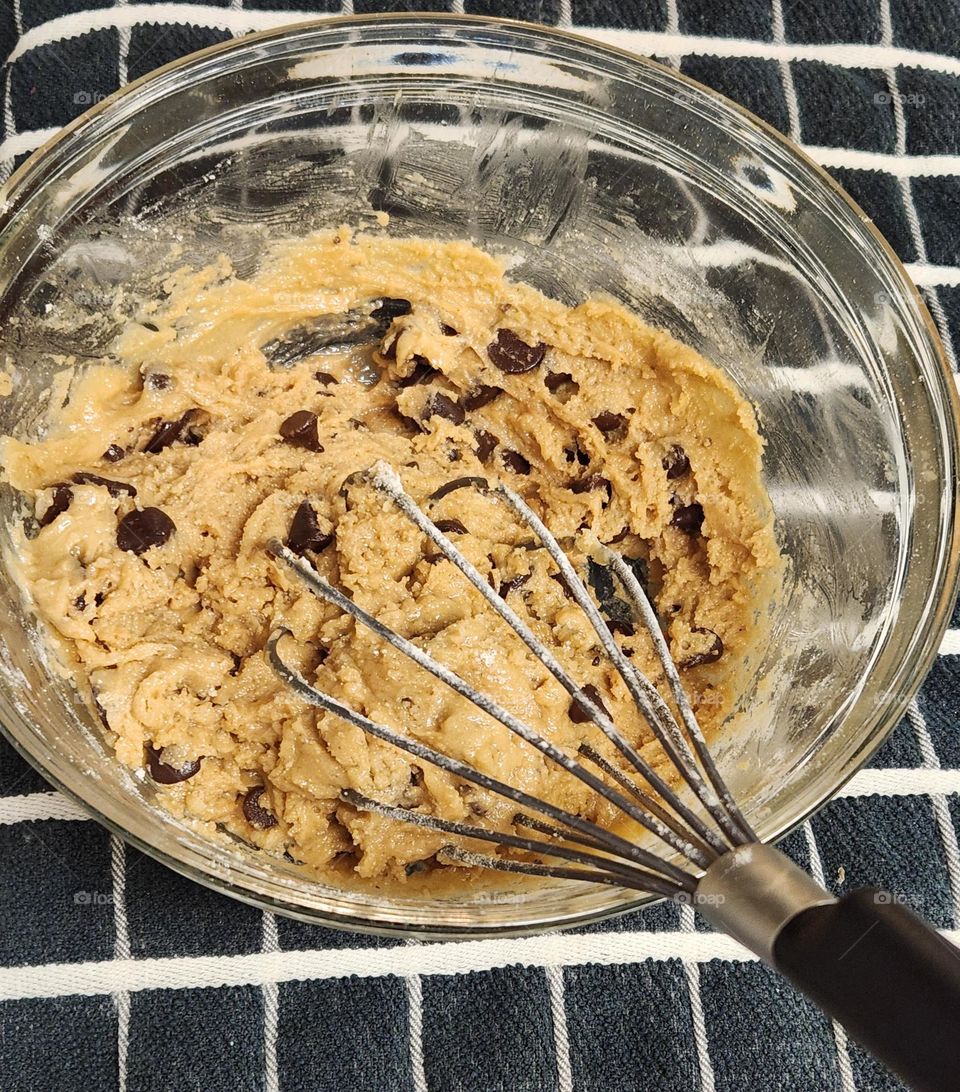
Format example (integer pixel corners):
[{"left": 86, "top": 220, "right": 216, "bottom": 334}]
[{"left": 265, "top": 460, "right": 756, "bottom": 900}]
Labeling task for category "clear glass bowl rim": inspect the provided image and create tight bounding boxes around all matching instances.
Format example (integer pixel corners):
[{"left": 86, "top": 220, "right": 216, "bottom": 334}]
[{"left": 0, "top": 12, "right": 958, "bottom": 937}]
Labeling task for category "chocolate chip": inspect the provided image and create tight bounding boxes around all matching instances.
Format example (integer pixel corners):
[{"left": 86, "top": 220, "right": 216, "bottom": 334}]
[
  {"left": 279, "top": 410, "right": 323, "bottom": 452},
  {"left": 434, "top": 518, "right": 468, "bottom": 535},
  {"left": 117, "top": 508, "right": 176, "bottom": 554},
  {"left": 370, "top": 297, "right": 412, "bottom": 321},
  {"left": 551, "top": 571, "right": 575, "bottom": 599},
  {"left": 606, "top": 618, "right": 636, "bottom": 637},
  {"left": 286, "top": 500, "right": 333, "bottom": 555},
  {"left": 681, "top": 628, "right": 724, "bottom": 668},
  {"left": 499, "top": 574, "right": 530, "bottom": 598},
  {"left": 571, "top": 474, "right": 610, "bottom": 496},
  {"left": 564, "top": 446, "right": 591, "bottom": 466},
  {"left": 72, "top": 472, "right": 137, "bottom": 498},
  {"left": 146, "top": 373, "right": 171, "bottom": 390},
  {"left": 440, "top": 323, "right": 458, "bottom": 337},
  {"left": 405, "top": 858, "right": 433, "bottom": 877},
  {"left": 93, "top": 694, "right": 109, "bottom": 728},
  {"left": 501, "top": 449, "right": 530, "bottom": 474},
  {"left": 487, "top": 329, "right": 547, "bottom": 374},
  {"left": 663, "top": 444, "right": 690, "bottom": 479},
  {"left": 38, "top": 484, "right": 73, "bottom": 527},
  {"left": 569, "top": 683, "right": 610, "bottom": 724},
  {"left": 463, "top": 385, "right": 502, "bottom": 410},
  {"left": 141, "top": 321, "right": 160, "bottom": 333},
  {"left": 94, "top": 591, "right": 106, "bottom": 607},
  {"left": 381, "top": 337, "right": 398, "bottom": 361},
  {"left": 592, "top": 410, "right": 627, "bottom": 436},
  {"left": 671, "top": 502, "right": 704, "bottom": 535},
  {"left": 429, "top": 476, "right": 487, "bottom": 501},
  {"left": 243, "top": 785, "right": 278, "bottom": 829},
  {"left": 144, "top": 412, "right": 195, "bottom": 454},
  {"left": 544, "top": 371, "right": 575, "bottom": 392},
  {"left": 422, "top": 392, "right": 465, "bottom": 425},
  {"left": 397, "top": 356, "right": 437, "bottom": 387},
  {"left": 73, "top": 593, "right": 86, "bottom": 611},
  {"left": 102, "top": 444, "right": 125, "bottom": 463},
  {"left": 474, "top": 430, "right": 498, "bottom": 463},
  {"left": 315, "top": 371, "right": 338, "bottom": 386},
  {"left": 146, "top": 744, "right": 201, "bottom": 784}
]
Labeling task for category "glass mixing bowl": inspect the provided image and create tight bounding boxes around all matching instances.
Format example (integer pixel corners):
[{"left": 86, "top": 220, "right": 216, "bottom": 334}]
[{"left": 0, "top": 15, "right": 957, "bottom": 935}]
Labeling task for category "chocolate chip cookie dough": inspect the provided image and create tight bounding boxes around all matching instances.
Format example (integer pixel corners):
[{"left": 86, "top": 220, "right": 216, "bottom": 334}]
[{"left": 2, "top": 229, "right": 780, "bottom": 884}]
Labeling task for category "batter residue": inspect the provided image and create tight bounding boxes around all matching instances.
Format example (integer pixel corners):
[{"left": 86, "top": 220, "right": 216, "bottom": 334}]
[{"left": 2, "top": 230, "right": 780, "bottom": 883}]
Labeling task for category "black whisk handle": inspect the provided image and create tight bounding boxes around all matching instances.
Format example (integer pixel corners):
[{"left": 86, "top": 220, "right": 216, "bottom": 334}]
[{"left": 772, "top": 888, "right": 960, "bottom": 1092}]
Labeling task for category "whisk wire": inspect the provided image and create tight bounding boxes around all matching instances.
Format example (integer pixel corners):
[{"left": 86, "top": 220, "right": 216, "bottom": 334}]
[
  {"left": 605, "top": 549, "right": 757, "bottom": 843},
  {"left": 341, "top": 788, "right": 691, "bottom": 896},
  {"left": 267, "top": 540, "right": 710, "bottom": 869},
  {"left": 493, "top": 481, "right": 745, "bottom": 847},
  {"left": 267, "top": 628, "right": 695, "bottom": 888},
  {"left": 364, "top": 463, "right": 731, "bottom": 857}
]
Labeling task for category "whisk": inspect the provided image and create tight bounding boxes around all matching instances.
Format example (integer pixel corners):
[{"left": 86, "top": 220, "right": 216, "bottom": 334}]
[{"left": 267, "top": 462, "right": 960, "bottom": 1092}]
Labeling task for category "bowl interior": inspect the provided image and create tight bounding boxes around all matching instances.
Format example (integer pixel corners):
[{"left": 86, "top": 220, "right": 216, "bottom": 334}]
[{"left": 0, "top": 16, "right": 956, "bottom": 934}]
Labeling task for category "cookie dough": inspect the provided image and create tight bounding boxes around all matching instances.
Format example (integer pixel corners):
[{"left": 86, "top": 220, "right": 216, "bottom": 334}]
[{"left": 2, "top": 229, "right": 780, "bottom": 884}]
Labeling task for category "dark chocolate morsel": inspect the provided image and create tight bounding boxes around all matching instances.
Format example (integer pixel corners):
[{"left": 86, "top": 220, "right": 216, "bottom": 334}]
[
  {"left": 144, "top": 412, "right": 196, "bottom": 455},
  {"left": 73, "top": 593, "right": 86, "bottom": 611},
  {"left": 474, "top": 430, "right": 498, "bottom": 463},
  {"left": 117, "top": 507, "right": 176, "bottom": 554},
  {"left": 141, "top": 321, "right": 160, "bottom": 333},
  {"left": 243, "top": 785, "right": 278, "bottom": 829},
  {"left": 146, "top": 373, "right": 171, "bottom": 390},
  {"left": 501, "top": 449, "right": 531, "bottom": 474},
  {"left": 315, "top": 371, "right": 338, "bottom": 386},
  {"left": 72, "top": 472, "right": 137, "bottom": 498},
  {"left": 544, "top": 371, "right": 575, "bottom": 392},
  {"left": 422, "top": 392, "right": 465, "bottom": 425},
  {"left": 397, "top": 356, "right": 437, "bottom": 387},
  {"left": 681, "top": 628, "right": 724, "bottom": 668},
  {"left": 663, "top": 444, "right": 691, "bottom": 480},
  {"left": 102, "top": 444, "right": 126, "bottom": 463},
  {"left": 440, "top": 323, "right": 458, "bottom": 337},
  {"left": 487, "top": 329, "right": 547, "bottom": 374},
  {"left": 564, "top": 446, "right": 591, "bottom": 466},
  {"left": 93, "top": 694, "right": 109, "bottom": 728},
  {"left": 38, "top": 484, "right": 74, "bottom": 527},
  {"left": 606, "top": 618, "right": 636, "bottom": 637},
  {"left": 370, "top": 297, "right": 412, "bottom": 321},
  {"left": 498, "top": 574, "right": 530, "bottom": 598},
  {"left": 286, "top": 500, "right": 334, "bottom": 555},
  {"left": 569, "top": 683, "right": 611, "bottom": 724},
  {"left": 592, "top": 410, "right": 627, "bottom": 435},
  {"left": 405, "top": 858, "right": 434, "bottom": 876},
  {"left": 434, "top": 518, "right": 468, "bottom": 535},
  {"left": 550, "top": 571, "right": 575, "bottom": 599},
  {"left": 671, "top": 502, "right": 705, "bottom": 535},
  {"left": 279, "top": 410, "right": 324, "bottom": 452},
  {"left": 429, "top": 476, "right": 488, "bottom": 501},
  {"left": 146, "top": 744, "right": 201, "bottom": 784},
  {"left": 462, "top": 385, "right": 503, "bottom": 411},
  {"left": 570, "top": 474, "right": 610, "bottom": 496}
]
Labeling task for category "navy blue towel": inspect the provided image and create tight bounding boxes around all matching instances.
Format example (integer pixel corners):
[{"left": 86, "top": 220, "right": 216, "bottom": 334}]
[{"left": 2, "top": 2, "right": 959, "bottom": 1090}]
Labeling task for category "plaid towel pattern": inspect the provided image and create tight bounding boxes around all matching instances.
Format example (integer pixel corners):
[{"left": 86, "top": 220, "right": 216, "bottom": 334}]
[{"left": 2, "top": 1, "right": 960, "bottom": 1089}]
